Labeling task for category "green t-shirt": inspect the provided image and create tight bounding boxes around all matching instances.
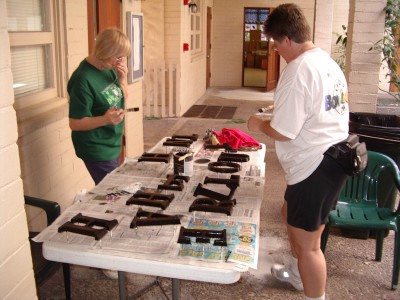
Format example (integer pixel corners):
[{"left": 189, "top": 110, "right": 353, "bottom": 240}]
[{"left": 68, "top": 60, "right": 125, "bottom": 162}]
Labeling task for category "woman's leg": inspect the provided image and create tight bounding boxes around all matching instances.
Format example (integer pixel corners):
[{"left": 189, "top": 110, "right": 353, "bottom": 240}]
[{"left": 84, "top": 156, "right": 120, "bottom": 185}]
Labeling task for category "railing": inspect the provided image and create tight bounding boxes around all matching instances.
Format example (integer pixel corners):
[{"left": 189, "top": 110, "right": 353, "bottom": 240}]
[{"left": 143, "top": 61, "right": 180, "bottom": 118}]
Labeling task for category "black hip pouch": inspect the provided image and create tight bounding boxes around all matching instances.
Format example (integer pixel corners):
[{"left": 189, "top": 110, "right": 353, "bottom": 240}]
[{"left": 325, "top": 134, "right": 368, "bottom": 175}]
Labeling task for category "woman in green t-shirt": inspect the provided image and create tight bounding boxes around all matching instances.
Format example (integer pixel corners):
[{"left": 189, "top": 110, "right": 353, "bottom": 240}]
[{"left": 68, "top": 28, "right": 131, "bottom": 185}]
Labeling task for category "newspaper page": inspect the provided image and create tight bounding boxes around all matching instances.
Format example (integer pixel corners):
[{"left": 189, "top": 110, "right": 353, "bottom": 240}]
[
  {"left": 178, "top": 217, "right": 258, "bottom": 269},
  {"left": 35, "top": 139, "right": 265, "bottom": 269}
]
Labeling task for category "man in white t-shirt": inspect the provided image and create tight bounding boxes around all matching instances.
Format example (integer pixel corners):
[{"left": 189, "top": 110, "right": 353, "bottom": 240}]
[{"left": 247, "top": 4, "right": 349, "bottom": 300}]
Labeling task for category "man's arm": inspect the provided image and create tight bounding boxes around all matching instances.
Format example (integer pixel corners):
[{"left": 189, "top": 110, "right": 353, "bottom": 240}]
[{"left": 247, "top": 115, "right": 291, "bottom": 142}]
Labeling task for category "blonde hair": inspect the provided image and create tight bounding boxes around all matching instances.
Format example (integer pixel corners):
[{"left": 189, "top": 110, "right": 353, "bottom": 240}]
[{"left": 94, "top": 28, "right": 131, "bottom": 60}]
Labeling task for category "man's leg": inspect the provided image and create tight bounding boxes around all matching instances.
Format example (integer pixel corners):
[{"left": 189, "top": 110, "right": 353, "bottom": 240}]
[
  {"left": 270, "top": 202, "right": 304, "bottom": 291},
  {"left": 281, "top": 202, "right": 297, "bottom": 258},
  {"left": 287, "top": 222, "right": 326, "bottom": 298}
]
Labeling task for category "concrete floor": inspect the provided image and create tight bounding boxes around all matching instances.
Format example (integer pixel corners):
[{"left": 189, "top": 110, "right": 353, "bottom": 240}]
[{"left": 38, "top": 87, "right": 400, "bottom": 300}]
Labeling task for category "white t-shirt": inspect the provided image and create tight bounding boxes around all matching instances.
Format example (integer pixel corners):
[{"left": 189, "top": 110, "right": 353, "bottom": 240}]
[{"left": 270, "top": 48, "right": 349, "bottom": 185}]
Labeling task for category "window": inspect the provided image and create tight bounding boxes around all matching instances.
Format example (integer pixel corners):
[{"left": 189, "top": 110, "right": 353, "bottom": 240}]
[
  {"left": 244, "top": 8, "right": 269, "bottom": 43},
  {"left": 7, "top": 0, "right": 64, "bottom": 111},
  {"left": 190, "top": 1, "right": 202, "bottom": 54}
]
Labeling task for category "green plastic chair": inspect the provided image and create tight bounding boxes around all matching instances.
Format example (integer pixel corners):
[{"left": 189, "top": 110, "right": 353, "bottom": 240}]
[
  {"left": 25, "top": 196, "right": 71, "bottom": 299},
  {"left": 321, "top": 151, "right": 400, "bottom": 290}
]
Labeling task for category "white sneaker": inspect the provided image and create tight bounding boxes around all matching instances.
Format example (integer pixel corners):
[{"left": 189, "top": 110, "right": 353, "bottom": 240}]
[
  {"left": 271, "top": 264, "right": 304, "bottom": 291},
  {"left": 102, "top": 269, "right": 118, "bottom": 280}
]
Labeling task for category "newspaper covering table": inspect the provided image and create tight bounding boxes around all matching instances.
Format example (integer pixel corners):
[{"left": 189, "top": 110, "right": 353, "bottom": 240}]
[{"left": 36, "top": 137, "right": 266, "bottom": 299}]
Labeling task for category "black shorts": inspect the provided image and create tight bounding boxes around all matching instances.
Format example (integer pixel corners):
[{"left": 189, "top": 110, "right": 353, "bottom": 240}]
[{"left": 284, "top": 155, "right": 347, "bottom": 232}]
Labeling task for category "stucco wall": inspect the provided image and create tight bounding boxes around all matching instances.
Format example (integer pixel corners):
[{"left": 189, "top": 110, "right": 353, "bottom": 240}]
[
  {"left": 142, "top": 0, "right": 165, "bottom": 63},
  {"left": 210, "top": 0, "right": 316, "bottom": 87},
  {"left": 123, "top": 0, "right": 145, "bottom": 157},
  {"left": 142, "top": 0, "right": 211, "bottom": 117},
  {"left": 0, "top": 1, "right": 389, "bottom": 297},
  {"left": 179, "top": 0, "right": 212, "bottom": 115}
]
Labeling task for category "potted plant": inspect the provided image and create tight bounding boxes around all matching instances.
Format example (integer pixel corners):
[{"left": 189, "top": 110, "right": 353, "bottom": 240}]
[{"left": 369, "top": 0, "right": 400, "bottom": 102}]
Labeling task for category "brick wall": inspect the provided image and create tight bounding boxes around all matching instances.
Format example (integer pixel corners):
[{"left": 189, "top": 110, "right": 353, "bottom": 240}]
[
  {"left": 314, "top": 0, "right": 334, "bottom": 53},
  {"left": 18, "top": 0, "right": 94, "bottom": 229},
  {"left": 346, "top": 0, "right": 386, "bottom": 112},
  {"left": 1, "top": 0, "right": 145, "bottom": 297},
  {"left": 18, "top": 0, "right": 145, "bottom": 224},
  {"left": 0, "top": 0, "right": 37, "bottom": 298},
  {"left": 331, "top": 0, "right": 349, "bottom": 61}
]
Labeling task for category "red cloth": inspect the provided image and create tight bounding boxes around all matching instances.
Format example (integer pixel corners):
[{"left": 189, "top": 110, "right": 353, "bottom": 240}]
[{"left": 213, "top": 128, "right": 261, "bottom": 150}]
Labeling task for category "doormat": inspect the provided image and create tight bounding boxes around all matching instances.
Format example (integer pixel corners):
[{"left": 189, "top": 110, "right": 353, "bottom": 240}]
[{"left": 182, "top": 105, "right": 237, "bottom": 119}]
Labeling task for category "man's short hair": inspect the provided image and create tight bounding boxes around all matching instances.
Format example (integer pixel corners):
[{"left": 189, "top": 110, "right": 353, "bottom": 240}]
[{"left": 265, "top": 3, "right": 311, "bottom": 43}]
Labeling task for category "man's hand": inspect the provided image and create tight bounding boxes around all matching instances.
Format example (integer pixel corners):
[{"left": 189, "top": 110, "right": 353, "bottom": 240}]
[
  {"left": 247, "top": 115, "right": 291, "bottom": 142},
  {"left": 247, "top": 115, "right": 265, "bottom": 132}
]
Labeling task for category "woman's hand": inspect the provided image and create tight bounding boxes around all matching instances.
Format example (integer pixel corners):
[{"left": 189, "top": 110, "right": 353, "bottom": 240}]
[
  {"left": 115, "top": 59, "right": 128, "bottom": 85},
  {"left": 69, "top": 106, "right": 124, "bottom": 131},
  {"left": 114, "top": 59, "right": 129, "bottom": 99},
  {"left": 104, "top": 106, "right": 125, "bottom": 125}
]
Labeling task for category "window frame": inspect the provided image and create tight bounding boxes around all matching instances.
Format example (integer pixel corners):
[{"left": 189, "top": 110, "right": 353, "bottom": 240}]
[
  {"left": 190, "top": 0, "right": 204, "bottom": 60},
  {"left": 7, "top": 0, "right": 66, "bottom": 112}
]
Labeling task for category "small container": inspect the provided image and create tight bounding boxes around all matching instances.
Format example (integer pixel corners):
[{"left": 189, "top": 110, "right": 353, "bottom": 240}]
[
  {"left": 173, "top": 152, "right": 194, "bottom": 176},
  {"left": 183, "top": 153, "right": 194, "bottom": 177},
  {"left": 173, "top": 152, "right": 185, "bottom": 175}
]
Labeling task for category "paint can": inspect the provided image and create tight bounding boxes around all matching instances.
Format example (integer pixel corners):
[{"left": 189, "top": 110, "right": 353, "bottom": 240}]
[{"left": 173, "top": 152, "right": 193, "bottom": 176}]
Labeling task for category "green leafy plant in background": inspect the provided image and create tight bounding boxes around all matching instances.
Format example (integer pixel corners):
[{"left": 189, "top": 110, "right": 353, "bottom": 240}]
[
  {"left": 334, "top": 25, "right": 347, "bottom": 73},
  {"left": 335, "top": 1, "right": 400, "bottom": 102},
  {"left": 370, "top": 0, "right": 400, "bottom": 101}
]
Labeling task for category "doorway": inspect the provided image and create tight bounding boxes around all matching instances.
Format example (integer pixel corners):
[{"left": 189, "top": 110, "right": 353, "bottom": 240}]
[
  {"left": 87, "top": 0, "right": 124, "bottom": 162},
  {"left": 87, "top": 0, "right": 121, "bottom": 53},
  {"left": 243, "top": 8, "right": 279, "bottom": 91}
]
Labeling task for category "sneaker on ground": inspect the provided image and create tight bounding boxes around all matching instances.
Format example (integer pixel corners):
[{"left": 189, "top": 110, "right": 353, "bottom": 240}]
[
  {"left": 271, "top": 264, "right": 304, "bottom": 291},
  {"left": 102, "top": 269, "right": 118, "bottom": 280}
]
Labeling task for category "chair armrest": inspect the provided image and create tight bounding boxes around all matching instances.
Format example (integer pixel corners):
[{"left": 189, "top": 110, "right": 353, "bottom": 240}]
[
  {"left": 24, "top": 196, "right": 61, "bottom": 226},
  {"left": 393, "top": 175, "right": 400, "bottom": 214}
]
